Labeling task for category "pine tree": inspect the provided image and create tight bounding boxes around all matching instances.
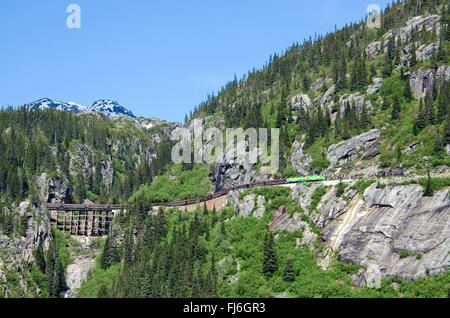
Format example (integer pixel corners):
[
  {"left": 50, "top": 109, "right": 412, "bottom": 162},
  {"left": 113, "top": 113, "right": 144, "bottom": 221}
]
[
  {"left": 263, "top": 232, "right": 278, "bottom": 278},
  {"left": 434, "top": 129, "right": 443, "bottom": 153},
  {"left": 410, "top": 41, "right": 417, "bottom": 67},
  {"left": 391, "top": 96, "right": 401, "bottom": 120},
  {"left": 283, "top": 258, "right": 295, "bottom": 282},
  {"left": 444, "top": 118, "right": 450, "bottom": 146},
  {"left": 334, "top": 106, "right": 341, "bottom": 137},
  {"left": 423, "top": 171, "right": 433, "bottom": 197},
  {"left": 417, "top": 99, "right": 427, "bottom": 130},
  {"left": 382, "top": 50, "right": 393, "bottom": 77},
  {"left": 220, "top": 221, "right": 226, "bottom": 236},
  {"left": 424, "top": 93, "right": 434, "bottom": 125},
  {"left": 97, "top": 283, "right": 109, "bottom": 298},
  {"left": 404, "top": 75, "right": 412, "bottom": 101},
  {"left": 209, "top": 252, "right": 218, "bottom": 297},
  {"left": 436, "top": 81, "right": 449, "bottom": 124},
  {"left": 33, "top": 235, "right": 46, "bottom": 273}
]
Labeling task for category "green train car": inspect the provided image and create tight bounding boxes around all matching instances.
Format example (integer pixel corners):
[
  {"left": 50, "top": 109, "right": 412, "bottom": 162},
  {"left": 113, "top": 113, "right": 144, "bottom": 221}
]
[{"left": 285, "top": 175, "right": 326, "bottom": 183}]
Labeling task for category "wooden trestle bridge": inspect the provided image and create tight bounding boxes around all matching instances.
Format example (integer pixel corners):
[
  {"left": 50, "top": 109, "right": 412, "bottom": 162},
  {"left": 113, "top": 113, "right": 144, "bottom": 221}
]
[{"left": 45, "top": 204, "right": 129, "bottom": 237}]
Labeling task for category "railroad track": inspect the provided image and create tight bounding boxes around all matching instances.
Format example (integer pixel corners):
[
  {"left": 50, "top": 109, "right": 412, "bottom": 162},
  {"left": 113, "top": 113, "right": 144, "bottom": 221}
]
[{"left": 45, "top": 172, "right": 449, "bottom": 211}]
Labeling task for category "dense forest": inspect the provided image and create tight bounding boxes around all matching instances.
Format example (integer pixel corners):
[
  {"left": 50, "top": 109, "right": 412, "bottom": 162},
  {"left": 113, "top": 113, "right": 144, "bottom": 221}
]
[{"left": 0, "top": 107, "right": 175, "bottom": 205}]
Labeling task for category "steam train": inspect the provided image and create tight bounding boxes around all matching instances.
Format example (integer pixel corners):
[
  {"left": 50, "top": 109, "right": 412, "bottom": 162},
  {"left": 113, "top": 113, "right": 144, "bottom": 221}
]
[{"left": 153, "top": 175, "right": 326, "bottom": 207}]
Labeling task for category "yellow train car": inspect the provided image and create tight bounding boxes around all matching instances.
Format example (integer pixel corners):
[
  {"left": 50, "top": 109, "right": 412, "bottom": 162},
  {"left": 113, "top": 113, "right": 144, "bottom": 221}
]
[{"left": 286, "top": 175, "right": 326, "bottom": 183}]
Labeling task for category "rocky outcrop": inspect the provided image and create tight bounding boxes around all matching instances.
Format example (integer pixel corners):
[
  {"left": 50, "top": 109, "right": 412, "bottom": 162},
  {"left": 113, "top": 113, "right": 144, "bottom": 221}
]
[
  {"left": 268, "top": 205, "right": 317, "bottom": 249},
  {"left": 365, "top": 40, "right": 388, "bottom": 59},
  {"left": 320, "top": 85, "right": 335, "bottom": 107},
  {"left": 227, "top": 192, "right": 265, "bottom": 218},
  {"left": 291, "top": 93, "right": 312, "bottom": 111},
  {"left": 327, "top": 129, "right": 381, "bottom": 167},
  {"left": 366, "top": 15, "right": 441, "bottom": 59},
  {"left": 291, "top": 183, "right": 321, "bottom": 212},
  {"left": 436, "top": 65, "right": 450, "bottom": 85},
  {"left": 213, "top": 143, "right": 269, "bottom": 191},
  {"left": 322, "top": 183, "right": 449, "bottom": 286},
  {"left": 69, "top": 143, "right": 94, "bottom": 176},
  {"left": 291, "top": 140, "right": 312, "bottom": 175},
  {"left": 313, "top": 185, "right": 357, "bottom": 229},
  {"left": 36, "top": 173, "right": 71, "bottom": 203},
  {"left": 0, "top": 204, "right": 52, "bottom": 297},
  {"left": 338, "top": 93, "right": 373, "bottom": 116},
  {"left": 409, "top": 65, "right": 450, "bottom": 99},
  {"left": 367, "top": 77, "right": 384, "bottom": 95},
  {"left": 410, "top": 68, "right": 435, "bottom": 99},
  {"left": 416, "top": 42, "right": 439, "bottom": 62},
  {"left": 225, "top": 174, "right": 449, "bottom": 287},
  {"left": 312, "top": 78, "right": 332, "bottom": 92},
  {"left": 385, "top": 14, "right": 441, "bottom": 43}
]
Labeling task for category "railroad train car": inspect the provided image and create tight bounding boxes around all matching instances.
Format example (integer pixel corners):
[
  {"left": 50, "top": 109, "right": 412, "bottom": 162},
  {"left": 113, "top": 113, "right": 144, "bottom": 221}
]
[
  {"left": 286, "top": 175, "right": 326, "bottom": 183},
  {"left": 46, "top": 176, "right": 326, "bottom": 210}
]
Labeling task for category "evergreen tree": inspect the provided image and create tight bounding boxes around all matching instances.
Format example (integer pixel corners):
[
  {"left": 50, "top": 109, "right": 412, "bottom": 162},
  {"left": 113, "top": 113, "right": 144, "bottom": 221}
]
[
  {"left": 283, "top": 258, "right": 295, "bottom": 282},
  {"left": 444, "top": 118, "right": 450, "bottom": 146},
  {"left": 382, "top": 50, "right": 393, "bottom": 78},
  {"left": 424, "top": 93, "right": 434, "bottom": 125},
  {"left": 391, "top": 96, "right": 401, "bottom": 120},
  {"left": 423, "top": 171, "right": 433, "bottom": 197},
  {"left": 410, "top": 41, "right": 417, "bottom": 67},
  {"left": 404, "top": 75, "right": 412, "bottom": 101},
  {"left": 262, "top": 232, "right": 278, "bottom": 278},
  {"left": 436, "top": 81, "right": 449, "bottom": 124},
  {"left": 97, "top": 283, "right": 109, "bottom": 298},
  {"left": 33, "top": 235, "right": 46, "bottom": 273},
  {"left": 434, "top": 129, "right": 443, "bottom": 153}
]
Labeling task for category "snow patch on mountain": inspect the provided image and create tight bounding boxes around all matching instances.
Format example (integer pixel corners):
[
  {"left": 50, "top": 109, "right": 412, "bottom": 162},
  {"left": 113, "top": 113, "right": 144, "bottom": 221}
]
[{"left": 26, "top": 98, "right": 136, "bottom": 118}]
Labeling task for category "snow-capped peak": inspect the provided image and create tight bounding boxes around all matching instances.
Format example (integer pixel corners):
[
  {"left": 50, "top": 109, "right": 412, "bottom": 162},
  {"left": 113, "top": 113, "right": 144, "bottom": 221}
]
[
  {"left": 90, "top": 99, "right": 135, "bottom": 118},
  {"left": 25, "top": 98, "right": 135, "bottom": 118}
]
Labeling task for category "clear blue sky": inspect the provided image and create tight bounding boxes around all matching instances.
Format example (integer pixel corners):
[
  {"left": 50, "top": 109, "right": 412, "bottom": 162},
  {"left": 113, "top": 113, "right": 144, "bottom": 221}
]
[{"left": 0, "top": 0, "right": 392, "bottom": 122}]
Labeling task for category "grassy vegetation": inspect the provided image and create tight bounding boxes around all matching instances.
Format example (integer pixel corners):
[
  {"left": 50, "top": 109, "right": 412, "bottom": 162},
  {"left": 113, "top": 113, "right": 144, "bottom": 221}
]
[
  {"left": 351, "top": 179, "right": 376, "bottom": 194},
  {"left": 129, "top": 164, "right": 213, "bottom": 203},
  {"left": 308, "top": 186, "right": 327, "bottom": 213},
  {"left": 52, "top": 228, "right": 72, "bottom": 270}
]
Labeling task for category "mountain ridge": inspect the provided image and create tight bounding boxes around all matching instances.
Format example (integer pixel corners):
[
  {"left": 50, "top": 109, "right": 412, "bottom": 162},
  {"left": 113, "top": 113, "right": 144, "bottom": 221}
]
[{"left": 25, "top": 98, "right": 136, "bottom": 118}]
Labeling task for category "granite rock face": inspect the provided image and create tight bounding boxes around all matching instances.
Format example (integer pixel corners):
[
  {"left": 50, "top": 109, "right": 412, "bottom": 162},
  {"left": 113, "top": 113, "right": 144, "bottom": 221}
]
[
  {"left": 365, "top": 14, "right": 441, "bottom": 59},
  {"left": 409, "top": 66, "right": 450, "bottom": 99},
  {"left": 320, "top": 85, "right": 336, "bottom": 107},
  {"left": 291, "top": 93, "right": 312, "bottom": 111},
  {"left": 322, "top": 183, "right": 450, "bottom": 285},
  {"left": 367, "top": 77, "right": 384, "bottom": 95},
  {"left": 0, "top": 204, "right": 52, "bottom": 297},
  {"left": 36, "top": 173, "right": 71, "bottom": 203},
  {"left": 338, "top": 93, "right": 373, "bottom": 115},
  {"left": 385, "top": 14, "right": 441, "bottom": 43},
  {"left": 312, "top": 78, "right": 332, "bottom": 92},
  {"left": 327, "top": 129, "right": 381, "bottom": 167},
  {"left": 291, "top": 141, "right": 312, "bottom": 175},
  {"left": 416, "top": 42, "right": 439, "bottom": 62},
  {"left": 267, "top": 205, "right": 317, "bottom": 249}
]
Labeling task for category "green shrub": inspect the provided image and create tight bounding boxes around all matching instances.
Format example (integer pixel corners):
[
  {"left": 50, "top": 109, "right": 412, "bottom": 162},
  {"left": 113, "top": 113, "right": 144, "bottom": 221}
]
[
  {"left": 399, "top": 250, "right": 412, "bottom": 258},
  {"left": 308, "top": 187, "right": 327, "bottom": 213},
  {"left": 351, "top": 179, "right": 376, "bottom": 194}
]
